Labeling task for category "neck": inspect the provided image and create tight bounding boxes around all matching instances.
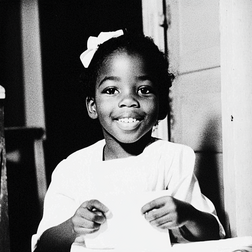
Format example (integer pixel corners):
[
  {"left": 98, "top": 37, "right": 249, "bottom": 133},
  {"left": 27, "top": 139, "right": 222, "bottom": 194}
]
[{"left": 103, "top": 133, "right": 154, "bottom": 160}]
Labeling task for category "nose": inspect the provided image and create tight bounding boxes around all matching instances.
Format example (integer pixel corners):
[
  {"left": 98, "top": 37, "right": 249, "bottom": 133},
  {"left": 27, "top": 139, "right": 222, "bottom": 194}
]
[{"left": 118, "top": 92, "right": 139, "bottom": 108}]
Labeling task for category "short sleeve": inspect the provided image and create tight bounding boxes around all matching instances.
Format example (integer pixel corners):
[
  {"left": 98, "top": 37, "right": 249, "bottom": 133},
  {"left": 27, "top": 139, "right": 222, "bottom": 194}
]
[
  {"left": 32, "top": 159, "right": 80, "bottom": 251},
  {"left": 167, "top": 145, "right": 225, "bottom": 241}
]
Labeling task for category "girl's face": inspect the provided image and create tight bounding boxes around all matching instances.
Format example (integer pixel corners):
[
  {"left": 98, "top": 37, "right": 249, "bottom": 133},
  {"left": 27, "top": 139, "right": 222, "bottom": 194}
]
[{"left": 86, "top": 51, "right": 159, "bottom": 144}]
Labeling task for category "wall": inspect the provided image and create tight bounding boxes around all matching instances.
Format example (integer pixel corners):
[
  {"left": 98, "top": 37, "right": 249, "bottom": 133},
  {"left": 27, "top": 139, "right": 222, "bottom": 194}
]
[
  {"left": 220, "top": 0, "right": 252, "bottom": 237},
  {"left": 166, "top": 0, "right": 227, "bottom": 232},
  {"left": 0, "top": 1, "right": 25, "bottom": 127},
  {"left": 145, "top": 0, "right": 252, "bottom": 237}
]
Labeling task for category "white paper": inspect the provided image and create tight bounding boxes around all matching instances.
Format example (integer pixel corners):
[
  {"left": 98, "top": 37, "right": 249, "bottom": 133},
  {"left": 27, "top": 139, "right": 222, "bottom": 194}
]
[{"left": 84, "top": 191, "right": 171, "bottom": 252}]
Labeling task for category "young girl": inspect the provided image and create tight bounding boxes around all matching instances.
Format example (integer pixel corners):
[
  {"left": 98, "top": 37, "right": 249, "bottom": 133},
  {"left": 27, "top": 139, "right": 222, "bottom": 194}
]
[{"left": 33, "top": 30, "right": 225, "bottom": 252}]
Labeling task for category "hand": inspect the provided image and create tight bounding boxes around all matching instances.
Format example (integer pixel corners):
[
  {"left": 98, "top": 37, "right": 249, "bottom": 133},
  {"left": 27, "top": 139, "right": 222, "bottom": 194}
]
[
  {"left": 71, "top": 199, "right": 110, "bottom": 242},
  {"left": 141, "top": 196, "right": 191, "bottom": 230}
]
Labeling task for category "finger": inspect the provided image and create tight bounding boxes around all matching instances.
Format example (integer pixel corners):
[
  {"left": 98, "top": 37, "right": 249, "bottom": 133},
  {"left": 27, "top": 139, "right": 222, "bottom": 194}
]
[
  {"left": 148, "top": 209, "right": 180, "bottom": 230},
  {"left": 74, "top": 225, "right": 99, "bottom": 235},
  {"left": 85, "top": 199, "right": 110, "bottom": 215},
  {"left": 73, "top": 214, "right": 101, "bottom": 230},
  {"left": 81, "top": 200, "right": 110, "bottom": 224},
  {"left": 144, "top": 207, "right": 167, "bottom": 222},
  {"left": 75, "top": 205, "right": 97, "bottom": 222},
  {"left": 90, "top": 208, "right": 108, "bottom": 224},
  {"left": 155, "top": 216, "right": 181, "bottom": 229},
  {"left": 80, "top": 208, "right": 106, "bottom": 225},
  {"left": 141, "top": 196, "right": 168, "bottom": 214},
  {"left": 143, "top": 212, "right": 177, "bottom": 230},
  {"left": 154, "top": 219, "right": 177, "bottom": 230},
  {"left": 72, "top": 217, "right": 101, "bottom": 237}
]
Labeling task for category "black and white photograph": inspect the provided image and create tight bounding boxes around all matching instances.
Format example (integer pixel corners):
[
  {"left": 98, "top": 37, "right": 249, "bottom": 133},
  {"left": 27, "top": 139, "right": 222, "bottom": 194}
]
[{"left": 1, "top": 1, "right": 252, "bottom": 252}]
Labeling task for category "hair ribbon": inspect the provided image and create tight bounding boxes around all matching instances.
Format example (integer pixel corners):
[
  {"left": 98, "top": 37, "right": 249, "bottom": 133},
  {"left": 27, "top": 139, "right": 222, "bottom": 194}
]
[{"left": 80, "top": 29, "right": 124, "bottom": 68}]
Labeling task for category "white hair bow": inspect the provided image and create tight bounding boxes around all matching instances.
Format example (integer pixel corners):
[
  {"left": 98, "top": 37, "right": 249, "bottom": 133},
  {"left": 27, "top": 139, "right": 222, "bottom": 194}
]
[{"left": 80, "top": 29, "right": 124, "bottom": 68}]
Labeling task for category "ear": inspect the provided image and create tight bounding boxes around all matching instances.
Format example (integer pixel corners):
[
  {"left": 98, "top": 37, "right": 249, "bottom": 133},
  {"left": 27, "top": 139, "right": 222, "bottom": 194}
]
[{"left": 86, "top": 97, "right": 98, "bottom": 119}]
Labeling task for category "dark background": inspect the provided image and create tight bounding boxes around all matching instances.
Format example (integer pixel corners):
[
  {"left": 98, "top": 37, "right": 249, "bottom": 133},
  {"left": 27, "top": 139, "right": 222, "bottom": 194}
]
[
  {"left": 38, "top": 0, "right": 143, "bottom": 183},
  {"left": 1, "top": 1, "right": 143, "bottom": 251}
]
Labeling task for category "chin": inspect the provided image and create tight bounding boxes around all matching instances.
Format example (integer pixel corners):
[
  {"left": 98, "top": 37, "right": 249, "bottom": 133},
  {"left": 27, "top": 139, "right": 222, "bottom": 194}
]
[
  {"left": 117, "top": 135, "right": 149, "bottom": 145},
  {"left": 119, "top": 138, "right": 139, "bottom": 145}
]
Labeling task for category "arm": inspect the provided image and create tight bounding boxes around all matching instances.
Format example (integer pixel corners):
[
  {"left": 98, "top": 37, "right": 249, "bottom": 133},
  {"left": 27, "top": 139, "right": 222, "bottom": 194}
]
[
  {"left": 34, "top": 219, "right": 75, "bottom": 252},
  {"left": 177, "top": 201, "right": 220, "bottom": 241},
  {"left": 141, "top": 196, "right": 220, "bottom": 242},
  {"left": 35, "top": 200, "right": 110, "bottom": 252}
]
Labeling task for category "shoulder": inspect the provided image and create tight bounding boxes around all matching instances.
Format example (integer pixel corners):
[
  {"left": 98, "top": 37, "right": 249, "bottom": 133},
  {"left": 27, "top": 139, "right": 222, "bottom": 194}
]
[
  {"left": 148, "top": 139, "right": 196, "bottom": 173},
  {"left": 66, "top": 139, "right": 105, "bottom": 162},
  {"left": 150, "top": 138, "right": 195, "bottom": 158},
  {"left": 52, "top": 139, "right": 105, "bottom": 178}
]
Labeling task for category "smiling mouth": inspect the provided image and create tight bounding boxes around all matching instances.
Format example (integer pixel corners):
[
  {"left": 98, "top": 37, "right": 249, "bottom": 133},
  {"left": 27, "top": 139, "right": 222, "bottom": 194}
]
[
  {"left": 116, "top": 117, "right": 141, "bottom": 130},
  {"left": 118, "top": 118, "right": 140, "bottom": 123}
]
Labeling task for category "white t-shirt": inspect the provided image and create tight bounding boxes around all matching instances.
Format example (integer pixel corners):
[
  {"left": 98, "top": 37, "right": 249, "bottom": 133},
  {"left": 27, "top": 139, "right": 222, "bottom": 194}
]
[{"left": 32, "top": 139, "right": 225, "bottom": 250}]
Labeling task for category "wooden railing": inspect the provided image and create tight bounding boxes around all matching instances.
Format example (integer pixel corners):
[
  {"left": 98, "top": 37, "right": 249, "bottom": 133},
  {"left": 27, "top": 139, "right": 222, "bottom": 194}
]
[
  {"left": 0, "top": 85, "right": 47, "bottom": 252},
  {"left": 0, "top": 86, "right": 10, "bottom": 252}
]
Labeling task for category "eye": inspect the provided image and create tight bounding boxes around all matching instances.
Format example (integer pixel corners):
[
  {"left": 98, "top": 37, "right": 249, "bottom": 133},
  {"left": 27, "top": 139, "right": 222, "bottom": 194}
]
[
  {"left": 138, "top": 86, "right": 155, "bottom": 96},
  {"left": 103, "top": 87, "right": 119, "bottom": 95}
]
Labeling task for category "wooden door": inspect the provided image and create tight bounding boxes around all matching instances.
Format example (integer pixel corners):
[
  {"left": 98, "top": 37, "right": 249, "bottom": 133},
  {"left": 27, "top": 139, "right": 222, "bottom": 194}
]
[{"left": 142, "top": 0, "right": 227, "bottom": 233}]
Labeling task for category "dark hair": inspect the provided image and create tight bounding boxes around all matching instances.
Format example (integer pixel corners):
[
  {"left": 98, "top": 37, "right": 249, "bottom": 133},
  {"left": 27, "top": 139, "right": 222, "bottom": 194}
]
[{"left": 80, "top": 31, "right": 174, "bottom": 120}]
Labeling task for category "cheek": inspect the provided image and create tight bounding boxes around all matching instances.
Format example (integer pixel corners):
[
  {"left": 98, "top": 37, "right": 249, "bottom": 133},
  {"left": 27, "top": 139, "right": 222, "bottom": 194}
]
[
  {"left": 146, "top": 98, "right": 159, "bottom": 118},
  {"left": 95, "top": 101, "right": 112, "bottom": 121}
]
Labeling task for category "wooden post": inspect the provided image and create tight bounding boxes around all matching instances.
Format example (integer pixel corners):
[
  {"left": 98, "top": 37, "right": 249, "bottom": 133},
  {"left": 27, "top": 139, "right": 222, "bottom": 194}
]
[
  {"left": 142, "top": 0, "right": 169, "bottom": 140},
  {"left": 221, "top": 0, "right": 252, "bottom": 237},
  {"left": 0, "top": 86, "right": 10, "bottom": 252}
]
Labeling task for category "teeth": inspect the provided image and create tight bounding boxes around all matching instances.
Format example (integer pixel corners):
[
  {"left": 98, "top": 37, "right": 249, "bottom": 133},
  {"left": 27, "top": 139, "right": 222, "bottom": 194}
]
[{"left": 118, "top": 118, "right": 138, "bottom": 123}]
